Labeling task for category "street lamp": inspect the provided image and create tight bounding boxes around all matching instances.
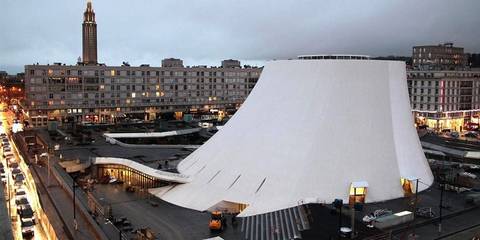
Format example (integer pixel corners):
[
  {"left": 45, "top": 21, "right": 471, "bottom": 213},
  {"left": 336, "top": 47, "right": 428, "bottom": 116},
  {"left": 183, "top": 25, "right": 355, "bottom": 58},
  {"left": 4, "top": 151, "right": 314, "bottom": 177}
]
[
  {"left": 438, "top": 180, "right": 445, "bottom": 233},
  {"left": 333, "top": 198, "right": 343, "bottom": 239},
  {"left": 73, "top": 178, "right": 78, "bottom": 231}
]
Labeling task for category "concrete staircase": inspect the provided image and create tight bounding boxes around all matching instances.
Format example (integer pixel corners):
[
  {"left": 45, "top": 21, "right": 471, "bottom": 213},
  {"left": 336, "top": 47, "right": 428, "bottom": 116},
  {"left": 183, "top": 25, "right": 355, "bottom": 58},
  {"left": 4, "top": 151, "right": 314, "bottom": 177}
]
[{"left": 241, "top": 205, "right": 311, "bottom": 240}]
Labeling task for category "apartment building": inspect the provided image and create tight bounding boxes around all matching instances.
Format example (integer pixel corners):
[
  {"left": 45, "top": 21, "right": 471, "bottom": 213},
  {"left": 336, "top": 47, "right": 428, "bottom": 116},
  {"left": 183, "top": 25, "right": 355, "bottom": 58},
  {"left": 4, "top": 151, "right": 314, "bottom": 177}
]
[
  {"left": 407, "top": 69, "right": 480, "bottom": 131},
  {"left": 24, "top": 60, "right": 261, "bottom": 127},
  {"left": 412, "top": 43, "right": 467, "bottom": 70}
]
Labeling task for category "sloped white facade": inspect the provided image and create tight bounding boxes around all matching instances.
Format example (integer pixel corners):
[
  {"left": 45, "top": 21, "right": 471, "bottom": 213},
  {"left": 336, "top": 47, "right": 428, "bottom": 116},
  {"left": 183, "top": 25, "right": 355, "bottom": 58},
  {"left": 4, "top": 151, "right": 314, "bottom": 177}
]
[{"left": 156, "top": 59, "right": 434, "bottom": 217}]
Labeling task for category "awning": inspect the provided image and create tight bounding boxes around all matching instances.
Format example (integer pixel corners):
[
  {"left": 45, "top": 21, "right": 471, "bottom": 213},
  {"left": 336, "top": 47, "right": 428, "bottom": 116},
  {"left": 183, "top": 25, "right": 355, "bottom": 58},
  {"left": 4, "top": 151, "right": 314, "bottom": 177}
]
[
  {"left": 402, "top": 176, "right": 418, "bottom": 181},
  {"left": 351, "top": 181, "right": 369, "bottom": 188}
]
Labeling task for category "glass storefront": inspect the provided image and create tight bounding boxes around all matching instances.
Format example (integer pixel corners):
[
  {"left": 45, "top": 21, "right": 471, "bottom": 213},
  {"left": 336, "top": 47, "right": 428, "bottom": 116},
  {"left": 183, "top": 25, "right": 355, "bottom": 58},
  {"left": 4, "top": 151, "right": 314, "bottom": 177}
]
[{"left": 96, "top": 164, "right": 167, "bottom": 189}]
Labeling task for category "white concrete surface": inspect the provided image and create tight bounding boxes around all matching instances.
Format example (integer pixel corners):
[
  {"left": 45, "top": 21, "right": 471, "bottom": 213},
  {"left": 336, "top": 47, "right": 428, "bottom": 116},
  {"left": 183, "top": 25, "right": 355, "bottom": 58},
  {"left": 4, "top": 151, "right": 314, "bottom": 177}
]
[{"left": 153, "top": 59, "right": 434, "bottom": 217}]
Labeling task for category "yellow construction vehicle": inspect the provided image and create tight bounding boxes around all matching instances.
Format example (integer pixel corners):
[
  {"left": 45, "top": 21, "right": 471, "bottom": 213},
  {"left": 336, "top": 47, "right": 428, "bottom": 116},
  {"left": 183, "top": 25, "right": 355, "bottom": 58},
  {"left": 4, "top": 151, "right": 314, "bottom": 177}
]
[{"left": 209, "top": 211, "right": 226, "bottom": 232}]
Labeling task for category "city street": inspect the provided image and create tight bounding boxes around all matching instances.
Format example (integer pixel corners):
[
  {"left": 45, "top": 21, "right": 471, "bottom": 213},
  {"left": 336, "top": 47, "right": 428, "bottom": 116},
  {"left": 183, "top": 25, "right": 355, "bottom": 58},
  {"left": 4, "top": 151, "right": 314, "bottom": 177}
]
[{"left": 1, "top": 102, "right": 50, "bottom": 239}]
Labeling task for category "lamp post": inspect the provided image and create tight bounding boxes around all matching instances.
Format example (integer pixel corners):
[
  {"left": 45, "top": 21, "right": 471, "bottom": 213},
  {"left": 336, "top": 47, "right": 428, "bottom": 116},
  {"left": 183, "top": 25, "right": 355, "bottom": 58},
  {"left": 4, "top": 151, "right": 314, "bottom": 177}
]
[
  {"left": 48, "top": 154, "right": 50, "bottom": 186},
  {"left": 73, "top": 179, "right": 78, "bottom": 230},
  {"left": 438, "top": 180, "right": 445, "bottom": 233},
  {"left": 7, "top": 169, "right": 11, "bottom": 216},
  {"left": 351, "top": 188, "right": 356, "bottom": 239},
  {"left": 412, "top": 178, "right": 419, "bottom": 238},
  {"left": 333, "top": 199, "right": 343, "bottom": 239}
]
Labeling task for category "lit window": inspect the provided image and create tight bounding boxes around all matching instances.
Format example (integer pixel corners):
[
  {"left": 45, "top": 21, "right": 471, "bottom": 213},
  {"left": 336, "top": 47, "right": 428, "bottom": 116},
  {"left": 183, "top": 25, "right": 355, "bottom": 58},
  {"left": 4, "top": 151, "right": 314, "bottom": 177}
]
[
  {"left": 401, "top": 177, "right": 417, "bottom": 197},
  {"left": 110, "top": 70, "right": 115, "bottom": 76},
  {"left": 349, "top": 181, "right": 368, "bottom": 205},
  {"left": 131, "top": 93, "right": 136, "bottom": 98},
  {"left": 156, "top": 92, "right": 160, "bottom": 97}
]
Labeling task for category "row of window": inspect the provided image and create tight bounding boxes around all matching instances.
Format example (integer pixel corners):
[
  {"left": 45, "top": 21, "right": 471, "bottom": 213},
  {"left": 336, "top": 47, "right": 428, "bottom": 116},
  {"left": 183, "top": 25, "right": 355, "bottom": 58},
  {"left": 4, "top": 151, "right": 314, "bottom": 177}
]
[
  {"left": 407, "top": 72, "right": 480, "bottom": 78},
  {"left": 411, "top": 104, "right": 478, "bottom": 111},
  {"left": 28, "top": 69, "right": 261, "bottom": 78},
  {"left": 32, "top": 95, "right": 249, "bottom": 108},
  {"left": 28, "top": 77, "right": 258, "bottom": 86}
]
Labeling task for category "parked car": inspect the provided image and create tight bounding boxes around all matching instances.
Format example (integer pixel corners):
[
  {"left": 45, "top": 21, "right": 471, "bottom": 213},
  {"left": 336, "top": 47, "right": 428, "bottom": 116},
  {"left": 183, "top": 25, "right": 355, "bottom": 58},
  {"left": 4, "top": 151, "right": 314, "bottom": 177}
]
[
  {"left": 14, "top": 173, "right": 25, "bottom": 187},
  {"left": 8, "top": 162, "right": 18, "bottom": 169},
  {"left": 16, "top": 198, "right": 30, "bottom": 210},
  {"left": 18, "top": 204, "right": 35, "bottom": 223},
  {"left": 15, "top": 189, "right": 27, "bottom": 201},
  {"left": 465, "top": 132, "right": 479, "bottom": 139},
  {"left": 450, "top": 132, "right": 460, "bottom": 138},
  {"left": 0, "top": 168, "right": 6, "bottom": 179},
  {"left": 1, "top": 169, "right": 6, "bottom": 184},
  {"left": 11, "top": 168, "right": 22, "bottom": 179},
  {"left": 21, "top": 219, "right": 35, "bottom": 237}
]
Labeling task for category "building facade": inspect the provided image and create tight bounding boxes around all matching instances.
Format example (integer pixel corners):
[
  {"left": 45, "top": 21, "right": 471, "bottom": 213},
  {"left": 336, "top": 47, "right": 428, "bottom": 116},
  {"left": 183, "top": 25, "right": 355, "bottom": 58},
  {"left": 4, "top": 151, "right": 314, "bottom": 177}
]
[
  {"left": 24, "top": 61, "right": 261, "bottom": 127},
  {"left": 407, "top": 69, "right": 480, "bottom": 131},
  {"left": 412, "top": 43, "right": 467, "bottom": 70}
]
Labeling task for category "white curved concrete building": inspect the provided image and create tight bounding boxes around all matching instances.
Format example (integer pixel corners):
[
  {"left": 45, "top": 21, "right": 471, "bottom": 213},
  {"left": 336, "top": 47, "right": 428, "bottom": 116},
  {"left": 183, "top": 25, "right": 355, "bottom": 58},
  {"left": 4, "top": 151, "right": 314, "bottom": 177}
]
[{"left": 154, "top": 58, "right": 434, "bottom": 217}]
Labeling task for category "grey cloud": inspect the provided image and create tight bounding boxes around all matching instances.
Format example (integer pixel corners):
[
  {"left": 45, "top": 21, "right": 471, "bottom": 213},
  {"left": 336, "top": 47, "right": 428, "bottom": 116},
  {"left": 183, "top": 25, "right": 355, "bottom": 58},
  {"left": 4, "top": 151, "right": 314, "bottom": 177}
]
[{"left": 1, "top": 0, "right": 479, "bottom": 73}]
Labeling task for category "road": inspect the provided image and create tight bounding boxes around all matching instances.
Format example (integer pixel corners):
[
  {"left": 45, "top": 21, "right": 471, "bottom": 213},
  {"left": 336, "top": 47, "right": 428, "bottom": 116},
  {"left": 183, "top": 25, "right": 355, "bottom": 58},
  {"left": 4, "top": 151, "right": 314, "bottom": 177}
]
[
  {"left": 1, "top": 102, "right": 50, "bottom": 240},
  {"left": 422, "top": 134, "right": 480, "bottom": 152}
]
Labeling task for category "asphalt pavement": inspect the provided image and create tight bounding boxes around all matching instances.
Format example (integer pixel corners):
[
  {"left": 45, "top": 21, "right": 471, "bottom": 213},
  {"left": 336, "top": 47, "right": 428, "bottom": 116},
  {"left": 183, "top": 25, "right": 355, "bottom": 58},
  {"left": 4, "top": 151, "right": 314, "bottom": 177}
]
[{"left": 92, "top": 184, "right": 243, "bottom": 240}]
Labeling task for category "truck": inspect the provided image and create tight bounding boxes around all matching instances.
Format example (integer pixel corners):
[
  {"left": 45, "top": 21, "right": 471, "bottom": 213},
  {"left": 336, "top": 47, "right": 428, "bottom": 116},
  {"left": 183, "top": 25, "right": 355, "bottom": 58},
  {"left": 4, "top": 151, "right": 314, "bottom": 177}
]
[{"left": 209, "top": 211, "right": 227, "bottom": 232}]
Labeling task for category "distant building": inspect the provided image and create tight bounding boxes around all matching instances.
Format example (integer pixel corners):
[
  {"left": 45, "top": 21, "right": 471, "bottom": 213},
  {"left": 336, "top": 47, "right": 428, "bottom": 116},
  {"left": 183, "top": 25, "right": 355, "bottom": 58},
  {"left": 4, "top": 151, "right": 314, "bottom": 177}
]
[
  {"left": 221, "top": 59, "right": 241, "bottom": 68},
  {"left": 0, "top": 71, "right": 7, "bottom": 84},
  {"left": 161, "top": 58, "right": 183, "bottom": 68},
  {"left": 298, "top": 54, "right": 370, "bottom": 60},
  {"left": 412, "top": 43, "right": 467, "bottom": 70},
  {"left": 408, "top": 43, "right": 480, "bottom": 131},
  {"left": 467, "top": 53, "right": 480, "bottom": 68},
  {"left": 407, "top": 69, "right": 480, "bottom": 131},
  {"left": 82, "top": 0, "right": 98, "bottom": 65}
]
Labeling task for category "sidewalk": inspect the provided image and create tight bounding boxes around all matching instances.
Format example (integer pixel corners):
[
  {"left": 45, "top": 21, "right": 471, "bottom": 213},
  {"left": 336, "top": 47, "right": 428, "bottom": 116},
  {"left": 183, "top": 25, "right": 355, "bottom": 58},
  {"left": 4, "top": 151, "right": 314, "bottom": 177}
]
[
  {"left": 392, "top": 206, "right": 480, "bottom": 239},
  {"left": 34, "top": 164, "right": 98, "bottom": 240},
  {"left": 29, "top": 164, "right": 70, "bottom": 239}
]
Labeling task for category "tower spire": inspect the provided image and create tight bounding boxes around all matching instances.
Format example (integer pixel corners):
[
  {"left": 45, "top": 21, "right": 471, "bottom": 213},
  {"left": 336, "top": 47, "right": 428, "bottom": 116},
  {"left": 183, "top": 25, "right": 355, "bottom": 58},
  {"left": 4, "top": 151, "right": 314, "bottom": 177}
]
[{"left": 82, "top": 0, "right": 97, "bottom": 64}]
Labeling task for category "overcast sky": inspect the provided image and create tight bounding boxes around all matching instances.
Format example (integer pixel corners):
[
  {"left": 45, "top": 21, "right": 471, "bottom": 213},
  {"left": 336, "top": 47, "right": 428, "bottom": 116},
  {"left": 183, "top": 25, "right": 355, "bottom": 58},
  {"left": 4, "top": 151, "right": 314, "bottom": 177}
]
[{"left": 1, "top": 0, "right": 479, "bottom": 74}]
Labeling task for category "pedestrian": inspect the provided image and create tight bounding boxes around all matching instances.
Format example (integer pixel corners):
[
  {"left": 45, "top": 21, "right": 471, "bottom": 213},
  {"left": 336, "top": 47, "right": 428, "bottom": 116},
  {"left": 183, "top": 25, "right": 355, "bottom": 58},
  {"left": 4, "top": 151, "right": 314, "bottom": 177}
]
[{"left": 231, "top": 214, "right": 237, "bottom": 226}]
